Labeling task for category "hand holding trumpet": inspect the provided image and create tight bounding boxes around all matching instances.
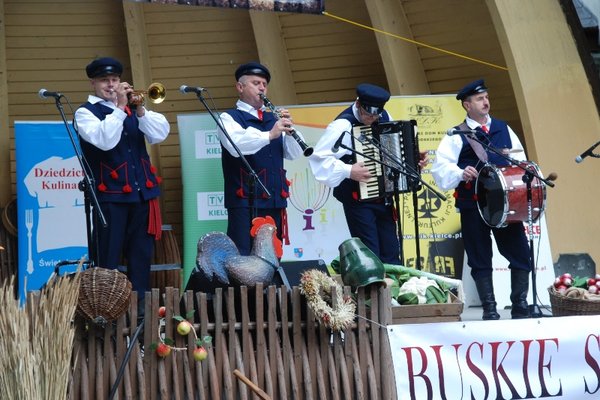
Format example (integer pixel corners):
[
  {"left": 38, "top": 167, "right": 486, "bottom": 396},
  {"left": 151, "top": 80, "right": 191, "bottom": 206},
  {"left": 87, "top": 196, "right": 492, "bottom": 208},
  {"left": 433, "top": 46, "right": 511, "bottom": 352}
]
[{"left": 113, "top": 82, "right": 134, "bottom": 110}]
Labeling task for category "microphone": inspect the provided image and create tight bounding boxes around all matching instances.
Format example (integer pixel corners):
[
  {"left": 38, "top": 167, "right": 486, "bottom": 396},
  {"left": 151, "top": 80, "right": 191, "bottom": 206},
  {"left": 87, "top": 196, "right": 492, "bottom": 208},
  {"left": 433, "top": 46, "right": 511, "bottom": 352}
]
[
  {"left": 38, "top": 89, "right": 62, "bottom": 99},
  {"left": 575, "top": 140, "right": 600, "bottom": 163},
  {"left": 446, "top": 128, "right": 477, "bottom": 136},
  {"left": 331, "top": 131, "right": 348, "bottom": 153},
  {"left": 179, "top": 85, "right": 206, "bottom": 94}
]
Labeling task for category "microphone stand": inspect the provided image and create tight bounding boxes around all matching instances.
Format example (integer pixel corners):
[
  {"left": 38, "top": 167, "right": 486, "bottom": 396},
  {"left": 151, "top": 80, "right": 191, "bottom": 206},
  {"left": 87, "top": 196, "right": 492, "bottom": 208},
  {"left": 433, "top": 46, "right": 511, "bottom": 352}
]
[
  {"left": 50, "top": 95, "right": 106, "bottom": 272},
  {"left": 457, "top": 130, "right": 554, "bottom": 317},
  {"left": 189, "top": 90, "right": 270, "bottom": 219},
  {"left": 338, "top": 138, "right": 445, "bottom": 268}
]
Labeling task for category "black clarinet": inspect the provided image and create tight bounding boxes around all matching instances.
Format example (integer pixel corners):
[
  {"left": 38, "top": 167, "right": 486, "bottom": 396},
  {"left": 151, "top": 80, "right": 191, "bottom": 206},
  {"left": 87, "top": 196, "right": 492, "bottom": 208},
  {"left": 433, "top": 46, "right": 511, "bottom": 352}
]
[{"left": 259, "top": 93, "right": 313, "bottom": 157}]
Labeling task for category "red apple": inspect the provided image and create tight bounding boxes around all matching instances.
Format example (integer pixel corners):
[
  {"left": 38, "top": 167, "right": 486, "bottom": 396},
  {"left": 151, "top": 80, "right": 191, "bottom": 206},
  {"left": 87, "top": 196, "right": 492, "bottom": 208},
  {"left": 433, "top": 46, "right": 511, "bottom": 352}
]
[
  {"left": 158, "top": 306, "right": 166, "bottom": 318},
  {"left": 193, "top": 346, "right": 208, "bottom": 362},
  {"left": 556, "top": 285, "right": 568, "bottom": 295},
  {"left": 177, "top": 320, "right": 192, "bottom": 336},
  {"left": 156, "top": 343, "right": 171, "bottom": 358},
  {"left": 589, "top": 285, "right": 599, "bottom": 295},
  {"left": 588, "top": 279, "right": 597, "bottom": 288},
  {"left": 553, "top": 277, "right": 562, "bottom": 288}
]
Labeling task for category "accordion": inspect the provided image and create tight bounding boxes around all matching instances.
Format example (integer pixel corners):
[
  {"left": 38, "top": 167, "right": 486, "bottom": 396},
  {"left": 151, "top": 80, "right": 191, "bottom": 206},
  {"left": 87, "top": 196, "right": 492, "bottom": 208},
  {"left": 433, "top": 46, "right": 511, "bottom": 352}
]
[{"left": 352, "top": 120, "right": 420, "bottom": 201}]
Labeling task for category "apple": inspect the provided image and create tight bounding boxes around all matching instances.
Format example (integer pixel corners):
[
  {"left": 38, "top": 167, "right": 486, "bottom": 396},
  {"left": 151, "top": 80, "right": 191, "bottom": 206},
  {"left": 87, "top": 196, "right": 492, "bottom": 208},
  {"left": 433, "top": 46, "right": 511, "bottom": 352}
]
[
  {"left": 156, "top": 343, "right": 171, "bottom": 358},
  {"left": 158, "top": 306, "right": 166, "bottom": 318},
  {"left": 562, "top": 273, "right": 572, "bottom": 280},
  {"left": 562, "top": 277, "right": 573, "bottom": 287},
  {"left": 193, "top": 346, "right": 208, "bottom": 362},
  {"left": 177, "top": 320, "right": 192, "bottom": 336},
  {"left": 556, "top": 285, "right": 568, "bottom": 295},
  {"left": 588, "top": 279, "right": 597, "bottom": 288},
  {"left": 553, "top": 277, "right": 562, "bottom": 288},
  {"left": 589, "top": 285, "right": 599, "bottom": 295}
]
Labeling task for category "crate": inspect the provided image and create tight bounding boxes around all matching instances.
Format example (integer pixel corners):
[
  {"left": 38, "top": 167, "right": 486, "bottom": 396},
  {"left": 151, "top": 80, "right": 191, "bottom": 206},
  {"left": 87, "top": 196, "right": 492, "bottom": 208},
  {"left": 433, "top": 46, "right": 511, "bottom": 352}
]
[{"left": 391, "top": 292, "right": 463, "bottom": 324}]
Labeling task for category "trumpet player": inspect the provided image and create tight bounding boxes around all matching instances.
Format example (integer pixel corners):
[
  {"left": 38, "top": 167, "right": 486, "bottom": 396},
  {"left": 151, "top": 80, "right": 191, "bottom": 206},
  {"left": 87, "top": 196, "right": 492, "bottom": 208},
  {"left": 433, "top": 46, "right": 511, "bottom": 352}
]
[
  {"left": 74, "top": 57, "right": 170, "bottom": 317},
  {"left": 218, "top": 62, "right": 306, "bottom": 255}
]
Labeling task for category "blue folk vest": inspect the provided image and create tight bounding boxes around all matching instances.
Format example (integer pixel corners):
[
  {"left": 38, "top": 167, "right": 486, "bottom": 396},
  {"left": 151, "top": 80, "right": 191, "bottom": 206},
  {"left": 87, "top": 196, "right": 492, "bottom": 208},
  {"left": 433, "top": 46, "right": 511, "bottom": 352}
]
[
  {"left": 454, "top": 118, "right": 512, "bottom": 209},
  {"left": 332, "top": 106, "right": 391, "bottom": 203},
  {"left": 221, "top": 109, "right": 289, "bottom": 209},
  {"left": 78, "top": 102, "right": 161, "bottom": 203}
]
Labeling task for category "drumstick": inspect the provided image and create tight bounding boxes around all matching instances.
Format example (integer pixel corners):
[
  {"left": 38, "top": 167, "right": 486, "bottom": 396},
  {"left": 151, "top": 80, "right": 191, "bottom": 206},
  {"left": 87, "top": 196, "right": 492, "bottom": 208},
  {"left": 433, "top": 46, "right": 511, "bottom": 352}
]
[{"left": 546, "top": 172, "right": 558, "bottom": 181}]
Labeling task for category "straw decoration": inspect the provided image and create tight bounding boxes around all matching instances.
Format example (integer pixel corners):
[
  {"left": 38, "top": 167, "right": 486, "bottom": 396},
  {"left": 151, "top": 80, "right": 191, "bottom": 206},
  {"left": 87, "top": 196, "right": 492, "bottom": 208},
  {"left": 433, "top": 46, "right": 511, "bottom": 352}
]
[{"left": 0, "top": 271, "right": 81, "bottom": 399}]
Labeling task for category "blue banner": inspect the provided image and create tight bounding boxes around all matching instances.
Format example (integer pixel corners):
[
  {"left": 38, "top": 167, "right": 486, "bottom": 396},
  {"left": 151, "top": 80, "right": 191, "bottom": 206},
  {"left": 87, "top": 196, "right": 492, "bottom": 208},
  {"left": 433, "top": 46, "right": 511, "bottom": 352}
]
[{"left": 15, "top": 122, "right": 88, "bottom": 301}]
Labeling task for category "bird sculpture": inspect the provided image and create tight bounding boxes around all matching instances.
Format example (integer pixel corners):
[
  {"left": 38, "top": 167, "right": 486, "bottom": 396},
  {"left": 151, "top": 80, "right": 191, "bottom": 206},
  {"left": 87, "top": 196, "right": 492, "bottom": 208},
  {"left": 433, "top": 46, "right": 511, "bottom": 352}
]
[{"left": 195, "top": 216, "right": 283, "bottom": 287}]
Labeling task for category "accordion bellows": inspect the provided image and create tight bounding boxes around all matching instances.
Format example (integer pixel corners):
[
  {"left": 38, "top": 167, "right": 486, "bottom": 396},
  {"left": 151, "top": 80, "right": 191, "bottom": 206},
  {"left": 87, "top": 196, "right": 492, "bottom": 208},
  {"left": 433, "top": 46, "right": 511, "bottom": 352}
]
[{"left": 77, "top": 267, "right": 132, "bottom": 324}]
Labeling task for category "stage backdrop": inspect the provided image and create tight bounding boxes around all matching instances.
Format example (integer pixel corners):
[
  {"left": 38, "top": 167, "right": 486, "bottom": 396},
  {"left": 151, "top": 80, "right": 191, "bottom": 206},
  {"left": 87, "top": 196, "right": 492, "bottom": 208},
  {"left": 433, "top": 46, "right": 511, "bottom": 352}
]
[
  {"left": 15, "top": 121, "right": 87, "bottom": 301},
  {"left": 178, "top": 95, "right": 475, "bottom": 288}
]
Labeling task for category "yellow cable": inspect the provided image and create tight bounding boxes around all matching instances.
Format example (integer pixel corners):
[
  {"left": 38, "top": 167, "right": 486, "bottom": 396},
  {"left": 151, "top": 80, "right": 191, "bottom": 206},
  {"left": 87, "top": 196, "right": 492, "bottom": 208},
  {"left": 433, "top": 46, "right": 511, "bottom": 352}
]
[{"left": 322, "top": 11, "right": 508, "bottom": 71}]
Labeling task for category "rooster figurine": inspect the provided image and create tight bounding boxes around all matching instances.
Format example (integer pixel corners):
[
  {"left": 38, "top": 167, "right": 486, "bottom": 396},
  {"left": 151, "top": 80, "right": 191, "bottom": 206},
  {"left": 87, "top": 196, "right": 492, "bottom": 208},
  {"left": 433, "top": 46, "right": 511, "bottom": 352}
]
[{"left": 195, "top": 216, "right": 283, "bottom": 287}]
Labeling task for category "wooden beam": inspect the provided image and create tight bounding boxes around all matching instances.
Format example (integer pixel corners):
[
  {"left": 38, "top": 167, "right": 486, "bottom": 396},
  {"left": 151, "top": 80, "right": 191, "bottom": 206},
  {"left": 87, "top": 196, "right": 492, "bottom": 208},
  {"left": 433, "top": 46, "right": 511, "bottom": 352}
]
[
  {"left": 123, "top": 1, "right": 164, "bottom": 210},
  {"left": 0, "top": 0, "right": 10, "bottom": 205},
  {"left": 249, "top": 10, "right": 297, "bottom": 106},
  {"left": 488, "top": 0, "right": 600, "bottom": 265},
  {"left": 363, "top": 0, "right": 430, "bottom": 95}
]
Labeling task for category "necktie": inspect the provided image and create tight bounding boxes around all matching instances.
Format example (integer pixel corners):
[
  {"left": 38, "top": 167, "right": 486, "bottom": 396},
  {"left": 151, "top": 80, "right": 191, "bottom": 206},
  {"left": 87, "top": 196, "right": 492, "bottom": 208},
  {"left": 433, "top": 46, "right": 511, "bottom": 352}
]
[
  {"left": 257, "top": 109, "right": 263, "bottom": 121},
  {"left": 481, "top": 124, "right": 489, "bottom": 133}
]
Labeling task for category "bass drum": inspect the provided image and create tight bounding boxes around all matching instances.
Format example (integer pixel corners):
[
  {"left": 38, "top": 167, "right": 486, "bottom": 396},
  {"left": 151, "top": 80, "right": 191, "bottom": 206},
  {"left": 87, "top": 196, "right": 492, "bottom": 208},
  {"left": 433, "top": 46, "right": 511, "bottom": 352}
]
[{"left": 475, "top": 162, "right": 547, "bottom": 228}]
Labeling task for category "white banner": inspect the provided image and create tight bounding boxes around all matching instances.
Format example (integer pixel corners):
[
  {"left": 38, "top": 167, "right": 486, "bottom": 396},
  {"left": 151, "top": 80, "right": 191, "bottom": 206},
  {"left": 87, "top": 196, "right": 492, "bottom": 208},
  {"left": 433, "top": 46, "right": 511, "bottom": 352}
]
[{"left": 388, "top": 316, "right": 600, "bottom": 400}]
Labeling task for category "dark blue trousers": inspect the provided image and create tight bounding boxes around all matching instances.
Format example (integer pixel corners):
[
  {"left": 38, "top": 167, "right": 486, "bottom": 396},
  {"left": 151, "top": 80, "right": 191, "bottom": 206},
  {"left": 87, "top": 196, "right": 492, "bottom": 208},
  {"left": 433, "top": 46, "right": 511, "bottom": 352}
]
[
  {"left": 342, "top": 201, "right": 401, "bottom": 264},
  {"left": 227, "top": 207, "right": 283, "bottom": 256},
  {"left": 460, "top": 208, "right": 531, "bottom": 281},
  {"left": 96, "top": 200, "right": 154, "bottom": 294}
]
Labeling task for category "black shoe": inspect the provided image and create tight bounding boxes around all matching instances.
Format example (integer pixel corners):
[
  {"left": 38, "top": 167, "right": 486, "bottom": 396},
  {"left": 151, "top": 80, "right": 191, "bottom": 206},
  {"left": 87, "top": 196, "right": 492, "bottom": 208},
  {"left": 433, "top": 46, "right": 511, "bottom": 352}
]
[
  {"left": 475, "top": 276, "right": 500, "bottom": 320},
  {"left": 510, "top": 268, "right": 531, "bottom": 319}
]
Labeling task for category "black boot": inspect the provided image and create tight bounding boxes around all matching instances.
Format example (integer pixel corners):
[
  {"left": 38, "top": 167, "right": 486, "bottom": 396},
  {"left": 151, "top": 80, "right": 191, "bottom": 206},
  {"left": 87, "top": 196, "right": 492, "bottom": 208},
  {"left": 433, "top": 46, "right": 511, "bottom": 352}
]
[
  {"left": 510, "top": 268, "right": 531, "bottom": 319},
  {"left": 474, "top": 276, "right": 500, "bottom": 320}
]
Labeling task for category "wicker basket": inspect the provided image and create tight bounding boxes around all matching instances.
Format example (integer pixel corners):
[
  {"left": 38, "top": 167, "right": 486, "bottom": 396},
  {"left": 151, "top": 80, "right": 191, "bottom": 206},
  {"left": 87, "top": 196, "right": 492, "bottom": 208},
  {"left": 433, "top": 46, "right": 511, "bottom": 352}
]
[
  {"left": 77, "top": 267, "right": 132, "bottom": 325},
  {"left": 548, "top": 286, "right": 600, "bottom": 316}
]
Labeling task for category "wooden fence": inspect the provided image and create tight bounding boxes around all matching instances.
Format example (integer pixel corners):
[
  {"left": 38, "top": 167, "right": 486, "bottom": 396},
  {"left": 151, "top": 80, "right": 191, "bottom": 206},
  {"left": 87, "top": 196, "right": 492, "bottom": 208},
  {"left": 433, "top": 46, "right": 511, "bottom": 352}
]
[{"left": 69, "top": 284, "right": 397, "bottom": 400}]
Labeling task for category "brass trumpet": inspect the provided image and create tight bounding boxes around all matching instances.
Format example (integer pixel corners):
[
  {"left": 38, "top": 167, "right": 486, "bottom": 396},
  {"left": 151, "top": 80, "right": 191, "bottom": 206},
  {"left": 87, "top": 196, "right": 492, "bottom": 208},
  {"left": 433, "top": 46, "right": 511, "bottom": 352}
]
[
  {"left": 128, "top": 82, "right": 166, "bottom": 106},
  {"left": 259, "top": 93, "right": 313, "bottom": 157}
]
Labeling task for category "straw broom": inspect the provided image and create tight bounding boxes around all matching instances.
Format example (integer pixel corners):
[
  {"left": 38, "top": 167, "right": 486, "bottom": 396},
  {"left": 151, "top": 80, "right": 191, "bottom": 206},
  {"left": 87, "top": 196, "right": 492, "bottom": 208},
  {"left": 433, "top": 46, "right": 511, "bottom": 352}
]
[{"left": 0, "top": 271, "right": 81, "bottom": 399}]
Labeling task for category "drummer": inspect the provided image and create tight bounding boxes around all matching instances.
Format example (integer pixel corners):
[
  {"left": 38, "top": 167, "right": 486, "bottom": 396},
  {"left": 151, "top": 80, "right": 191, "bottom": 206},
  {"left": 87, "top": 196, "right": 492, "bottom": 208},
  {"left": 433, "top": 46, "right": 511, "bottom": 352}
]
[{"left": 431, "top": 79, "right": 531, "bottom": 321}]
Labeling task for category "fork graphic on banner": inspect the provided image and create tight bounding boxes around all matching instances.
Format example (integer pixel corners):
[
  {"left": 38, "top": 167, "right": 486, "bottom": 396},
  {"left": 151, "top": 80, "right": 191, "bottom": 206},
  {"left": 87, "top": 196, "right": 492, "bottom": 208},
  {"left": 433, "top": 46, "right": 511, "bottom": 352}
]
[{"left": 25, "top": 209, "right": 34, "bottom": 274}]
